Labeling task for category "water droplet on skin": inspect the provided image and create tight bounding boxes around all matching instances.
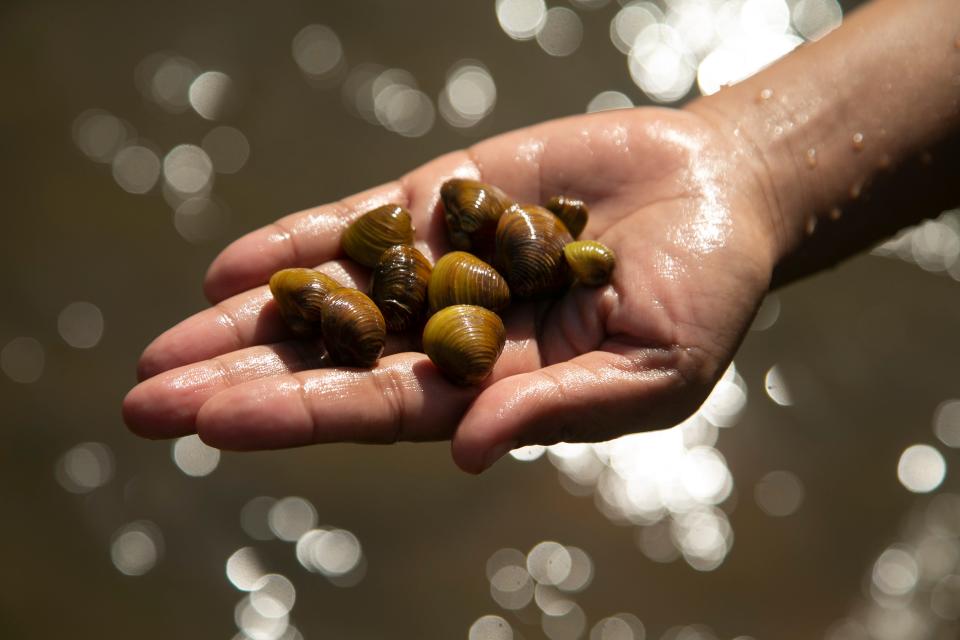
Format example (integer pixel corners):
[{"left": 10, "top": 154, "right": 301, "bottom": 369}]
[
  {"left": 805, "top": 148, "right": 817, "bottom": 169},
  {"left": 849, "top": 182, "right": 862, "bottom": 199},
  {"left": 774, "top": 125, "right": 784, "bottom": 137},
  {"left": 756, "top": 88, "right": 773, "bottom": 103},
  {"left": 829, "top": 207, "right": 842, "bottom": 221},
  {"left": 805, "top": 216, "right": 817, "bottom": 236},
  {"left": 852, "top": 133, "right": 864, "bottom": 151}
]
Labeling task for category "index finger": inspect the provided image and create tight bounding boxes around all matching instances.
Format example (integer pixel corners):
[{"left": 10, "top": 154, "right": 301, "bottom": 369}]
[{"left": 202, "top": 181, "right": 407, "bottom": 303}]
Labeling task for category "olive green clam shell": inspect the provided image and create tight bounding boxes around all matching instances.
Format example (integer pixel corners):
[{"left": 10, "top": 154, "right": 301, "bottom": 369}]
[
  {"left": 495, "top": 204, "right": 573, "bottom": 299},
  {"left": 320, "top": 288, "right": 386, "bottom": 367},
  {"left": 342, "top": 204, "right": 415, "bottom": 268},
  {"left": 563, "top": 240, "right": 616, "bottom": 286},
  {"left": 545, "top": 195, "right": 588, "bottom": 239},
  {"left": 422, "top": 304, "right": 506, "bottom": 386},
  {"left": 370, "top": 245, "right": 433, "bottom": 332},
  {"left": 440, "top": 178, "right": 513, "bottom": 259},
  {"left": 269, "top": 268, "right": 341, "bottom": 337},
  {"left": 427, "top": 251, "right": 510, "bottom": 314}
]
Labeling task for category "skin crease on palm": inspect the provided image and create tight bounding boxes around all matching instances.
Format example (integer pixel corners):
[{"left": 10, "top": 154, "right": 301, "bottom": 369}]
[{"left": 122, "top": 108, "right": 777, "bottom": 473}]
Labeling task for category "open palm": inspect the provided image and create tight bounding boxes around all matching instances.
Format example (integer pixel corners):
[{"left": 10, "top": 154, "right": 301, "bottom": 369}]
[{"left": 123, "top": 107, "right": 776, "bottom": 473}]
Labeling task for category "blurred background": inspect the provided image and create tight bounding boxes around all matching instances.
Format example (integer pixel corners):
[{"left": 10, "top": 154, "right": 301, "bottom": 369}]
[{"left": 3, "top": 0, "right": 960, "bottom": 638}]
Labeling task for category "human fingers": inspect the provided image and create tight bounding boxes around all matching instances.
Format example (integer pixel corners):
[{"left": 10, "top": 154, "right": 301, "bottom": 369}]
[
  {"left": 124, "top": 341, "right": 326, "bottom": 440},
  {"left": 202, "top": 181, "right": 406, "bottom": 303},
  {"left": 194, "top": 306, "right": 543, "bottom": 451},
  {"left": 202, "top": 150, "right": 482, "bottom": 303},
  {"left": 136, "top": 260, "right": 370, "bottom": 381},
  {"left": 450, "top": 342, "right": 708, "bottom": 474}
]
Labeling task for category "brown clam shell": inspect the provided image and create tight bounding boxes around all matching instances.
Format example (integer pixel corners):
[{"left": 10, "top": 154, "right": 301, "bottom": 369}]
[
  {"left": 341, "top": 204, "right": 415, "bottom": 268},
  {"left": 563, "top": 240, "right": 616, "bottom": 286},
  {"left": 427, "top": 251, "right": 510, "bottom": 314},
  {"left": 495, "top": 204, "right": 573, "bottom": 299},
  {"left": 545, "top": 195, "right": 588, "bottom": 239},
  {"left": 320, "top": 288, "right": 387, "bottom": 367},
  {"left": 440, "top": 178, "right": 513, "bottom": 259},
  {"left": 268, "top": 268, "right": 341, "bottom": 337},
  {"left": 370, "top": 245, "right": 433, "bottom": 332},
  {"left": 422, "top": 304, "right": 506, "bottom": 386}
]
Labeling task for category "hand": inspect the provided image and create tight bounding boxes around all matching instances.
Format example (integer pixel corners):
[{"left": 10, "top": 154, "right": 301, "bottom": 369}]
[{"left": 122, "top": 106, "right": 777, "bottom": 473}]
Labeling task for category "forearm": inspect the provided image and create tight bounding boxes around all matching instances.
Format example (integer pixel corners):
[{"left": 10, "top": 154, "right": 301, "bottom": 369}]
[{"left": 688, "top": 0, "right": 960, "bottom": 286}]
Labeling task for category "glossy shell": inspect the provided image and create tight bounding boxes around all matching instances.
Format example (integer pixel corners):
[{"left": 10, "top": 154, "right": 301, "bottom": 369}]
[
  {"left": 422, "top": 305, "right": 506, "bottom": 385},
  {"left": 369, "top": 245, "right": 433, "bottom": 331},
  {"left": 320, "top": 288, "right": 387, "bottom": 367},
  {"left": 440, "top": 178, "right": 513, "bottom": 258},
  {"left": 341, "top": 204, "right": 415, "bottom": 268},
  {"left": 495, "top": 204, "right": 573, "bottom": 299},
  {"left": 545, "top": 195, "right": 588, "bottom": 239},
  {"left": 269, "top": 268, "right": 341, "bottom": 337},
  {"left": 427, "top": 251, "right": 510, "bottom": 314},
  {"left": 563, "top": 240, "right": 616, "bottom": 286}
]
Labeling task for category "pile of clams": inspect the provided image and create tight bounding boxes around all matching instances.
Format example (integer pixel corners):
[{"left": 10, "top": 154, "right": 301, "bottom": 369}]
[{"left": 269, "top": 179, "right": 616, "bottom": 385}]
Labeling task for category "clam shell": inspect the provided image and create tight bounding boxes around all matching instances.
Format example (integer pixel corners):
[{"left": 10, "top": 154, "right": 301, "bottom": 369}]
[
  {"left": 428, "top": 251, "right": 510, "bottom": 314},
  {"left": 563, "top": 240, "right": 616, "bottom": 286},
  {"left": 269, "top": 268, "right": 341, "bottom": 337},
  {"left": 321, "top": 288, "right": 386, "bottom": 367},
  {"left": 422, "top": 304, "right": 506, "bottom": 385},
  {"left": 342, "top": 204, "right": 415, "bottom": 267},
  {"left": 545, "top": 195, "right": 588, "bottom": 239},
  {"left": 495, "top": 204, "right": 573, "bottom": 299},
  {"left": 370, "top": 245, "right": 432, "bottom": 331},
  {"left": 440, "top": 178, "right": 513, "bottom": 259}
]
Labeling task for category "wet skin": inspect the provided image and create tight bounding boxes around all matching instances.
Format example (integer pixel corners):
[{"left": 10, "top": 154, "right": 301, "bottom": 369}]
[{"left": 123, "top": 107, "right": 776, "bottom": 473}]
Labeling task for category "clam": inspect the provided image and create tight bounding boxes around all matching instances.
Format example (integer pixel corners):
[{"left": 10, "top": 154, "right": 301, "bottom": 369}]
[
  {"left": 320, "top": 288, "right": 387, "bottom": 367},
  {"left": 269, "top": 268, "right": 341, "bottom": 337},
  {"left": 545, "top": 195, "right": 588, "bottom": 239},
  {"left": 563, "top": 240, "right": 616, "bottom": 286},
  {"left": 370, "top": 245, "right": 432, "bottom": 331},
  {"left": 341, "top": 204, "right": 415, "bottom": 267},
  {"left": 427, "top": 251, "right": 510, "bottom": 314},
  {"left": 440, "top": 178, "right": 513, "bottom": 259},
  {"left": 495, "top": 204, "right": 573, "bottom": 299},
  {"left": 422, "top": 304, "right": 506, "bottom": 385}
]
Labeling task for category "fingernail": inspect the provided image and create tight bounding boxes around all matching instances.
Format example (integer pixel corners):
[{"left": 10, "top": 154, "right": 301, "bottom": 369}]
[{"left": 481, "top": 440, "right": 518, "bottom": 472}]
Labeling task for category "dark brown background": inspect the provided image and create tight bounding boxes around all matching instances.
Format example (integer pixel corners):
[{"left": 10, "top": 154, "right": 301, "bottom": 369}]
[{"left": 2, "top": 1, "right": 958, "bottom": 638}]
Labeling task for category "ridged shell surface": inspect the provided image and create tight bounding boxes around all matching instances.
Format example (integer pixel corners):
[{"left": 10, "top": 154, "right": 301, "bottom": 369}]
[
  {"left": 370, "top": 245, "right": 432, "bottom": 331},
  {"left": 495, "top": 204, "right": 573, "bottom": 299},
  {"left": 269, "top": 268, "right": 341, "bottom": 336},
  {"left": 545, "top": 195, "right": 588, "bottom": 239},
  {"left": 422, "top": 305, "right": 505, "bottom": 385},
  {"left": 441, "top": 179, "right": 512, "bottom": 258},
  {"left": 427, "top": 251, "right": 510, "bottom": 314},
  {"left": 342, "top": 204, "right": 415, "bottom": 267},
  {"left": 563, "top": 240, "right": 616, "bottom": 286},
  {"left": 320, "top": 288, "right": 387, "bottom": 367}
]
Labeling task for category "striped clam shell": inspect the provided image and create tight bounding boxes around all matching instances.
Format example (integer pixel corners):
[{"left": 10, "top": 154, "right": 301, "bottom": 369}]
[
  {"left": 495, "top": 204, "right": 573, "bottom": 299},
  {"left": 427, "top": 251, "right": 510, "bottom": 314},
  {"left": 422, "top": 304, "right": 505, "bottom": 386}
]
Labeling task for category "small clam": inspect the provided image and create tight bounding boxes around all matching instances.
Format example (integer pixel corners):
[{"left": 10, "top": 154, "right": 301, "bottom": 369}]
[
  {"left": 269, "top": 268, "right": 341, "bottom": 336},
  {"left": 321, "top": 288, "right": 387, "bottom": 367},
  {"left": 428, "top": 251, "right": 510, "bottom": 314},
  {"left": 545, "top": 195, "right": 588, "bottom": 239},
  {"left": 440, "top": 178, "right": 513, "bottom": 258},
  {"left": 563, "top": 240, "right": 616, "bottom": 286},
  {"left": 495, "top": 204, "right": 573, "bottom": 299},
  {"left": 370, "top": 245, "right": 432, "bottom": 331},
  {"left": 422, "top": 304, "right": 506, "bottom": 385},
  {"left": 341, "top": 204, "right": 415, "bottom": 267}
]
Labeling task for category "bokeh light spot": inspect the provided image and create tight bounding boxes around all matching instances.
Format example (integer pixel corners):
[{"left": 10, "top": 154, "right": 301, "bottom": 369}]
[{"left": 897, "top": 444, "right": 946, "bottom": 493}]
